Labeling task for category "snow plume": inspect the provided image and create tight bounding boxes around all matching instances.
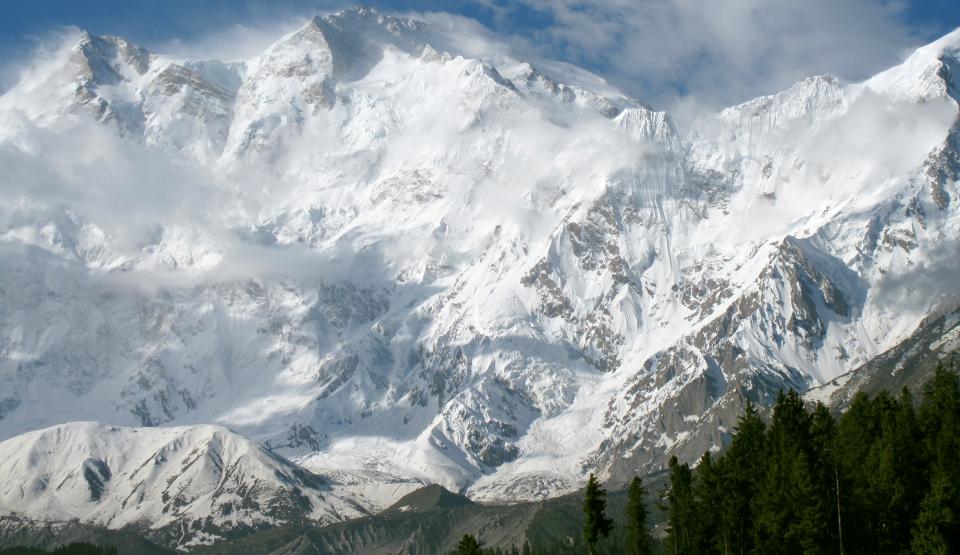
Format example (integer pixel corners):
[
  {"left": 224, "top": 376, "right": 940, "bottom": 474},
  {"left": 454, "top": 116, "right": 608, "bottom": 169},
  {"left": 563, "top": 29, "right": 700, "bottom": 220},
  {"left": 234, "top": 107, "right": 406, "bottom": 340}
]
[
  {"left": 151, "top": 16, "right": 314, "bottom": 62},
  {"left": 800, "top": 91, "right": 955, "bottom": 177}
]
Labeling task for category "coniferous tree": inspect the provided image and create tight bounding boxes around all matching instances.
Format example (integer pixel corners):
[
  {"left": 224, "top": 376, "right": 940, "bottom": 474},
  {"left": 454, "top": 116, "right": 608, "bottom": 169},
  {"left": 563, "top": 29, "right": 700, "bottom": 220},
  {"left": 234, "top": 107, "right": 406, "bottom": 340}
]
[
  {"left": 754, "top": 390, "right": 817, "bottom": 553},
  {"left": 583, "top": 473, "right": 613, "bottom": 555},
  {"left": 456, "top": 534, "right": 483, "bottom": 555},
  {"left": 911, "top": 468, "right": 954, "bottom": 554},
  {"left": 693, "top": 451, "right": 723, "bottom": 554},
  {"left": 860, "top": 390, "right": 923, "bottom": 552},
  {"left": 810, "top": 402, "right": 842, "bottom": 554},
  {"left": 625, "top": 475, "right": 653, "bottom": 555},
  {"left": 912, "top": 363, "right": 960, "bottom": 553},
  {"left": 723, "top": 400, "right": 766, "bottom": 554},
  {"left": 790, "top": 449, "right": 830, "bottom": 554},
  {"left": 648, "top": 367, "right": 958, "bottom": 555},
  {"left": 836, "top": 391, "right": 884, "bottom": 551},
  {"left": 666, "top": 456, "right": 697, "bottom": 555}
]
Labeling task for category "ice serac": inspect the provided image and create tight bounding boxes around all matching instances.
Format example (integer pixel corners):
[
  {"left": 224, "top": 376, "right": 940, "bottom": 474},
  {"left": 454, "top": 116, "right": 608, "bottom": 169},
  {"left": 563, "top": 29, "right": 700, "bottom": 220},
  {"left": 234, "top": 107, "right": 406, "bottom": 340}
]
[{"left": 0, "top": 6, "right": 959, "bottom": 523}]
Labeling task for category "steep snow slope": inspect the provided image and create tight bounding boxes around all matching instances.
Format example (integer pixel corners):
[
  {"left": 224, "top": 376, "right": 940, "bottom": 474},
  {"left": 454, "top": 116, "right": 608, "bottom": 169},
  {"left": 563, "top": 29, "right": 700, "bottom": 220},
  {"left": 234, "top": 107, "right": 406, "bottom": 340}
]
[
  {"left": 0, "top": 7, "right": 958, "bottom": 516},
  {"left": 806, "top": 304, "right": 960, "bottom": 408}
]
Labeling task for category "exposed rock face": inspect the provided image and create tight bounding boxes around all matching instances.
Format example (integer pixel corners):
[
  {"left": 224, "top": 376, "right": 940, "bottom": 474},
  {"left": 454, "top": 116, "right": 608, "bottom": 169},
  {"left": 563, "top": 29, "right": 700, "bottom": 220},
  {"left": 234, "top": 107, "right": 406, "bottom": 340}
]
[
  {"left": 807, "top": 305, "right": 960, "bottom": 409},
  {"left": 0, "top": 6, "right": 959, "bottom": 525}
]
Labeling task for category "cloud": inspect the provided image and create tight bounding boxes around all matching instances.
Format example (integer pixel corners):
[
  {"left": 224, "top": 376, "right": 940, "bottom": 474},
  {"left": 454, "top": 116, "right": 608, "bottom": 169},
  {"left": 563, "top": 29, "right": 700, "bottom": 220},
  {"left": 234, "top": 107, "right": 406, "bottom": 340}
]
[
  {"left": 477, "top": 0, "right": 925, "bottom": 110},
  {"left": 874, "top": 238, "right": 960, "bottom": 311},
  {"left": 1, "top": 1, "right": 931, "bottom": 113},
  {"left": 0, "top": 3, "right": 949, "bottom": 298},
  {"left": 0, "top": 115, "right": 227, "bottom": 246},
  {"left": 150, "top": 17, "right": 312, "bottom": 61}
]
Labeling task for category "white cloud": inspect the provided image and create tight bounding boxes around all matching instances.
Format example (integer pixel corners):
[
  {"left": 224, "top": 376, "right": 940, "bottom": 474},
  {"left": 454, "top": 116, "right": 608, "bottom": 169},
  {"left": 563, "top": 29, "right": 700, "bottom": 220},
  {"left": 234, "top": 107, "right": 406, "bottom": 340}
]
[
  {"left": 478, "top": 0, "right": 925, "bottom": 110},
  {"left": 150, "top": 17, "right": 312, "bottom": 61}
]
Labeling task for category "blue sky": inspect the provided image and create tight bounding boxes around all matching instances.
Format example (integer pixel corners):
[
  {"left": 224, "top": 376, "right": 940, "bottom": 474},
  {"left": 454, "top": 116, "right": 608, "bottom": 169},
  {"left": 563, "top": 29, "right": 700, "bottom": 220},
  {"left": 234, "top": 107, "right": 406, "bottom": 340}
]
[{"left": 1, "top": 0, "right": 959, "bottom": 109}]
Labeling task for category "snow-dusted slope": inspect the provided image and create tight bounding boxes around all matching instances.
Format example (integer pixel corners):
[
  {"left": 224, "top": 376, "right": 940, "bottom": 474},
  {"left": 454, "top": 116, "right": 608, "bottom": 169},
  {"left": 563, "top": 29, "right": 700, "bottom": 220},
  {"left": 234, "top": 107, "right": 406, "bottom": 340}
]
[
  {"left": 0, "top": 6, "right": 958, "bottom": 525},
  {"left": 0, "top": 422, "right": 372, "bottom": 547}
]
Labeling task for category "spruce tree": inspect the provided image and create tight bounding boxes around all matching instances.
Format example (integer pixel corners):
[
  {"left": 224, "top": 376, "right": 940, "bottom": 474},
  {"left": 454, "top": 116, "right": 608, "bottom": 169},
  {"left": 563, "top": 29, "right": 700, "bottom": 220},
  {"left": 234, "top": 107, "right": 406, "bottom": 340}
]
[
  {"left": 836, "top": 391, "right": 883, "bottom": 550},
  {"left": 913, "top": 363, "right": 960, "bottom": 552},
  {"left": 754, "top": 391, "right": 802, "bottom": 552},
  {"left": 456, "top": 534, "right": 483, "bottom": 555},
  {"left": 790, "top": 449, "right": 830, "bottom": 553},
  {"left": 693, "top": 451, "right": 723, "bottom": 554},
  {"left": 911, "top": 468, "right": 954, "bottom": 554},
  {"left": 666, "top": 456, "right": 697, "bottom": 555},
  {"left": 723, "top": 400, "right": 766, "bottom": 554},
  {"left": 860, "top": 390, "right": 923, "bottom": 552},
  {"left": 626, "top": 475, "right": 652, "bottom": 555},
  {"left": 583, "top": 473, "right": 613, "bottom": 555},
  {"left": 810, "top": 402, "right": 843, "bottom": 554}
]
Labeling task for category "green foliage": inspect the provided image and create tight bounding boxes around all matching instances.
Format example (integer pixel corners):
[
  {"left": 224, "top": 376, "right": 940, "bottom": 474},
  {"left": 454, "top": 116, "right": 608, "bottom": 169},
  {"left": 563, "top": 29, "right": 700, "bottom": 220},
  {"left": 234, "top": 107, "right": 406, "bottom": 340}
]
[
  {"left": 582, "top": 473, "right": 614, "bottom": 555},
  {"left": 662, "top": 362, "right": 960, "bottom": 555},
  {"left": 723, "top": 400, "right": 766, "bottom": 554},
  {"left": 665, "top": 456, "right": 697, "bottom": 554},
  {"left": 625, "top": 476, "right": 653, "bottom": 555},
  {"left": 456, "top": 533, "right": 483, "bottom": 555}
]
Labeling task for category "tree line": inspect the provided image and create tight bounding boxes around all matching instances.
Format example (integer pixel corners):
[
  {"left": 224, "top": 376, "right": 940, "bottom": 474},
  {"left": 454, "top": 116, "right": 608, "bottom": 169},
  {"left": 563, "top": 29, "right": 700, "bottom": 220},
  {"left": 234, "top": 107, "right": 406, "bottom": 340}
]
[
  {"left": 664, "top": 364, "right": 960, "bottom": 554},
  {"left": 452, "top": 470, "right": 653, "bottom": 555},
  {"left": 453, "top": 363, "right": 960, "bottom": 555}
]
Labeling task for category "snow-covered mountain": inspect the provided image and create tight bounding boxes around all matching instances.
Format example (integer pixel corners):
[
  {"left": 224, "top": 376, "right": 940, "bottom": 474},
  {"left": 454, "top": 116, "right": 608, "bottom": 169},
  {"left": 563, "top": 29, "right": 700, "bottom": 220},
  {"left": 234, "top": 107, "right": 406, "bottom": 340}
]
[
  {"left": 0, "top": 5, "right": 958, "bottom": 539},
  {"left": 0, "top": 422, "right": 371, "bottom": 547}
]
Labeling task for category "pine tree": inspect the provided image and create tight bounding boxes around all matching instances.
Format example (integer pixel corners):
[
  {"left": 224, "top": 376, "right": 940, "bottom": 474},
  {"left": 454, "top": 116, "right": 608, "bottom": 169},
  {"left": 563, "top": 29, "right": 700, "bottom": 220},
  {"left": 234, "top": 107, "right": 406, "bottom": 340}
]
[
  {"left": 583, "top": 473, "right": 613, "bottom": 555},
  {"left": 753, "top": 390, "right": 820, "bottom": 553},
  {"left": 456, "top": 534, "right": 483, "bottom": 555},
  {"left": 723, "top": 400, "right": 766, "bottom": 555},
  {"left": 790, "top": 449, "right": 830, "bottom": 554},
  {"left": 693, "top": 451, "right": 722, "bottom": 554},
  {"left": 860, "top": 390, "right": 924, "bottom": 552},
  {"left": 810, "top": 402, "right": 843, "bottom": 554},
  {"left": 625, "top": 476, "right": 653, "bottom": 555},
  {"left": 666, "top": 456, "right": 697, "bottom": 555},
  {"left": 836, "top": 391, "right": 884, "bottom": 551},
  {"left": 913, "top": 363, "right": 960, "bottom": 552},
  {"left": 911, "top": 468, "right": 954, "bottom": 554}
]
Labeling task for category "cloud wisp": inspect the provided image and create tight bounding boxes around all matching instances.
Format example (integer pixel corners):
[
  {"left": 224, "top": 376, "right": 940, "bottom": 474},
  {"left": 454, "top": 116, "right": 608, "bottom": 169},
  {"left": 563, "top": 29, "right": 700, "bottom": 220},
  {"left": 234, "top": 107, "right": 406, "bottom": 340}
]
[{"left": 477, "top": 0, "right": 927, "bottom": 111}]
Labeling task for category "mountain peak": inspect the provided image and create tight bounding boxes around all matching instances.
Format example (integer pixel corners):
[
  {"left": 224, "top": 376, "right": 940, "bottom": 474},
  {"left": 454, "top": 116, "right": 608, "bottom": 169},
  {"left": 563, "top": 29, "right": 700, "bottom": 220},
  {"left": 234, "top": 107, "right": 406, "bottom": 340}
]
[
  {"left": 864, "top": 27, "right": 960, "bottom": 102},
  {"left": 71, "top": 30, "right": 151, "bottom": 81},
  {"left": 917, "top": 26, "right": 960, "bottom": 58},
  {"left": 0, "top": 421, "right": 363, "bottom": 545}
]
